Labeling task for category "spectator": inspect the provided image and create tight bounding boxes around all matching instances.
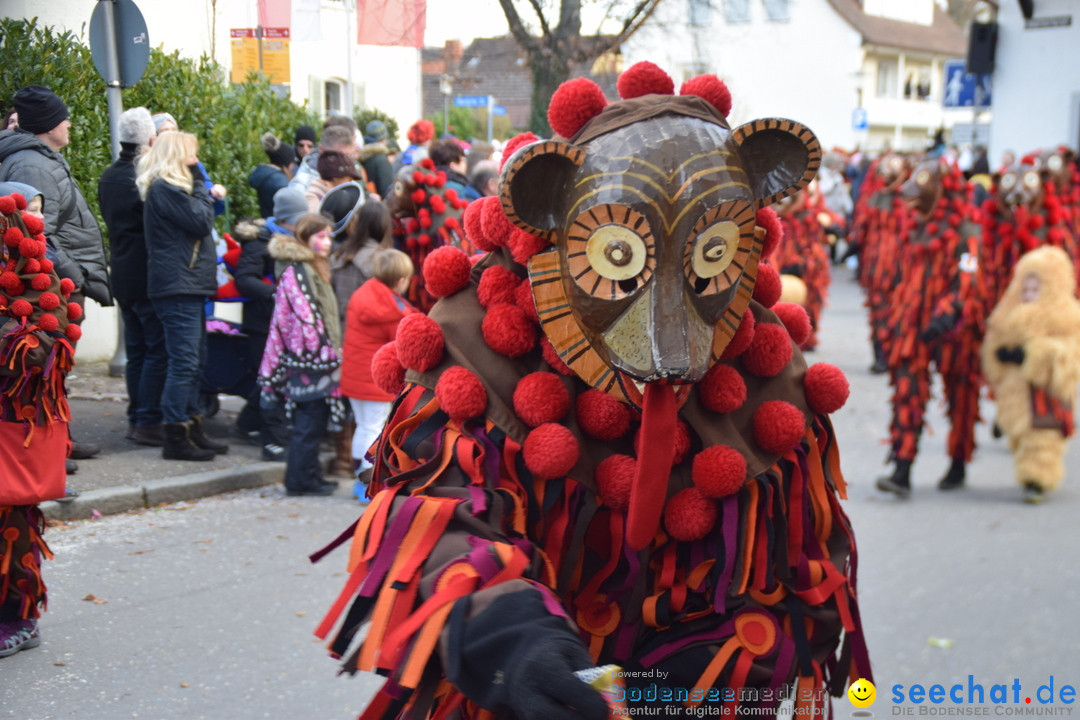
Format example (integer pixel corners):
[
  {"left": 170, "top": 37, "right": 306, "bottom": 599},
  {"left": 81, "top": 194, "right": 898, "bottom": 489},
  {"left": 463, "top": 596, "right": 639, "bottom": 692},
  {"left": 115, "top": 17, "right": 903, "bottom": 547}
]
[
  {"left": 289, "top": 124, "right": 359, "bottom": 194},
  {"left": 396, "top": 119, "right": 435, "bottom": 169},
  {"left": 428, "top": 137, "right": 470, "bottom": 198},
  {"left": 306, "top": 149, "right": 363, "bottom": 212},
  {"left": 294, "top": 125, "right": 317, "bottom": 161},
  {"left": 465, "top": 139, "right": 493, "bottom": 177},
  {"left": 1, "top": 110, "right": 16, "bottom": 130},
  {"left": 249, "top": 131, "right": 295, "bottom": 218},
  {"left": 468, "top": 159, "right": 499, "bottom": 199},
  {"left": 151, "top": 112, "right": 228, "bottom": 215},
  {"left": 231, "top": 187, "right": 308, "bottom": 462},
  {"left": 97, "top": 107, "right": 167, "bottom": 448},
  {"left": 340, "top": 248, "right": 416, "bottom": 498},
  {"left": 359, "top": 120, "right": 394, "bottom": 199},
  {"left": 0, "top": 189, "right": 78, "bottom": 658},
  {"left": 259, "top": 213, "right": 346, "bottom": 496},
  {"left": 136, "top": 131, "right": 229, "bottom": 461}
]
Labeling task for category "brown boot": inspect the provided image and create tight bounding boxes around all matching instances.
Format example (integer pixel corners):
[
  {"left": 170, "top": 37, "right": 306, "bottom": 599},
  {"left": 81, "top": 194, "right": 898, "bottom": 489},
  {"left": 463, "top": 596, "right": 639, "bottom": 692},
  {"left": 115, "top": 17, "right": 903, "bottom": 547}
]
[
  {"left": 327, "top": 423, "right": 355, "bottom": 478},
  {"left": 163, "top": 422, "right": 215, "bottom": 461}
]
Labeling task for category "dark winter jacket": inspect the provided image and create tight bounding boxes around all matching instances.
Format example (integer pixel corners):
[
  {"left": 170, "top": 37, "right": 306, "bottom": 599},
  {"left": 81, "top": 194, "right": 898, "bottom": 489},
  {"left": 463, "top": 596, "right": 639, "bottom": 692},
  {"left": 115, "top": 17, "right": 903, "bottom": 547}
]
[
  {"left": 248, "top": 163, "right": 290, "bottom": 218},
  {"left": 0, "top": 129, "right": 113, "bottom": 306},
  {"left": 232, "top": 218, "right": 283, "bottom": 333},
  {"left": 143, "top": 176, "right": 217, "bottom": 299},
  {"left": 359, "top": 144, "right": 394, "bottom": 199},
  {"left": 98, "top": 142, "right": 149, "bottom": 304}
]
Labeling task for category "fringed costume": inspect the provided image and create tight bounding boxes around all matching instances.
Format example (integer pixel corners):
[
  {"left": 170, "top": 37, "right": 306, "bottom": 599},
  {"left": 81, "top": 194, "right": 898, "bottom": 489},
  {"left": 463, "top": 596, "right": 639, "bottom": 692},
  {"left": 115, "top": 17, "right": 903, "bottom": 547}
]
[
  {"left": 316, "top": 64, "right": 870, "bottom": 720},
  {"left": 772, "top": 186, "right": 833, "bottom": 350}
]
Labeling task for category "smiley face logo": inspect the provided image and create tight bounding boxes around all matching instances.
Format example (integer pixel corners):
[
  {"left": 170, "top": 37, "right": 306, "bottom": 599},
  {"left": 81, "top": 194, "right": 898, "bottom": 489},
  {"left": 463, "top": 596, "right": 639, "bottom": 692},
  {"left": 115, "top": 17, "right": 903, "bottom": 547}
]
[{"left": 848, "top": 678, "right": 876, "bottom": 708}]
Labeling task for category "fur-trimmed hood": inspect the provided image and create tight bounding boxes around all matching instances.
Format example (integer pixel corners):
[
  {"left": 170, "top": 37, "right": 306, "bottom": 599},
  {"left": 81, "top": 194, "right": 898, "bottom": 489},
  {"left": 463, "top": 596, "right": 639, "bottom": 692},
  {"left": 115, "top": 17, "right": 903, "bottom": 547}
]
[
  {"left": 269, "top": 232, "right": 314, "bottom": 262},
  {"left": 233, "top": 218, "right": 265, "bottom": 242}
]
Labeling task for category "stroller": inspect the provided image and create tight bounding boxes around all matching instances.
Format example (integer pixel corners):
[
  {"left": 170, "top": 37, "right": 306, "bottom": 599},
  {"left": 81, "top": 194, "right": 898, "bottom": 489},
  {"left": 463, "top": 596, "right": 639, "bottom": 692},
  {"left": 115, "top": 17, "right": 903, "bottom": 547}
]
[{"left": 199, "top": 317, "right": 256, "bottom": 417}]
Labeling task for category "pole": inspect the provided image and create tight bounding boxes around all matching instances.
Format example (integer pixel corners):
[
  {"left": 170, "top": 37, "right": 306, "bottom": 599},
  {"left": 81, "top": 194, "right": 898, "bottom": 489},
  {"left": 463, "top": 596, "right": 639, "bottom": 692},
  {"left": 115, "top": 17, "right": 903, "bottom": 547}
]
[
  {"left": 443, "top": 93, "right": 449, "bottom": 135},
  {"left": 344, "top": 2, "right": 354, "bottom": 115},
  {"left": 100, "top": 0, "right": 124, "bottom": 162},
  {"left": 257, "top": 24, "right": 264, "bottom": 76},
  {"left": 972, "top": 75, "right": 982, "bottom": 148},
  {"left": 487, "top": 95, "right": 493, "bottom": 145}
]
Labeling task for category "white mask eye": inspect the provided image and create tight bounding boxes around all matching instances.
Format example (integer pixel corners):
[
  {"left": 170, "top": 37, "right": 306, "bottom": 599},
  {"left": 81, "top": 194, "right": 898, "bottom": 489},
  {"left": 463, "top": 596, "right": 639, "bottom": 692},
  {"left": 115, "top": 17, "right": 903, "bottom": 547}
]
[
  {"left": 1000, "top": 174, "right": 1017, "bottom": 190},
  {"left": 566, "top": 205, "right": 655, "bottom": 300},
  {"left": 1024, "top": 172, "right": 1040, "bottom": 189},
  {"left": 587, "top": 225, "right": 646, "bottom": 281},
  {"left": 691, "top": 220, "right": 740, "bottom": 279},
  {"left": 1048, "top": 156, "right": 1063, "bottom": 172},
  {"left": 916, "top": 170, "right": 930, "bottom": 186}
]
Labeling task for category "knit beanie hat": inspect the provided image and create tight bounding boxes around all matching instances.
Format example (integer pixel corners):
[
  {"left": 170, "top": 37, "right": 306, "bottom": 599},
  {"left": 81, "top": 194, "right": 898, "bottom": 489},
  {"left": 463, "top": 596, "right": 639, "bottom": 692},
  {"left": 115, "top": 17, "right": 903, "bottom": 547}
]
[
  {"left": 151, "top": 112, "right": 177, "bottom": 133},
  {"left": 12, "top": 86, "right": 69, "bottom": 135},
  {"left": 317, "top": 150, "right": 362, "bottom": 181},
  {"left": 262, "top": 132, "right": 296, "bottom": 169},
  {"left": 407, "top": 119, "right": 435, "bottom": 145},
  {"left": 272, "top": 187, "right": 308, "bottom": 227},
  {"left": 364, "top": 120, "right": 388, "bottom": 144},
  {"left": 295, "top": 124, "right": 317, "bottom": 150},
  {"left": 0, "top": 182, "right": 42, "bottom": 207}
]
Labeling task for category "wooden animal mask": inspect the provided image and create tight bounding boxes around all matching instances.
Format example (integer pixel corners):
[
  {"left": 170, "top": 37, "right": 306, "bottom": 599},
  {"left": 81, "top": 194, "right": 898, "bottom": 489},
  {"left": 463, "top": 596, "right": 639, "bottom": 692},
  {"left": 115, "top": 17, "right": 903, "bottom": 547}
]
[
  {"left": 500, "top": 93, "right": 819, "bottom": 406},
  {"left": 901, "top": 160, "right": 945, "bottom": 219},
  {"left": 996, "top": 163, "right": 1044, "bottom": 217}
]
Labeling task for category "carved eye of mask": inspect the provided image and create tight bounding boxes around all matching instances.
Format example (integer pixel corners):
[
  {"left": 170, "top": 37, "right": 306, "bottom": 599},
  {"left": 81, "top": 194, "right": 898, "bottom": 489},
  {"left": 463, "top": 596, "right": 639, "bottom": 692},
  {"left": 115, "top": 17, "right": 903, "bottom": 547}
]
[
  {"left": 916, "top": 170, "right": 930, "bottom": 186},
  {"left": 685, "top": 200, "right": 755, "bottom": 295},
  {"left": 566, "top": 204, "right": 655, "bottom": 300},
  {"left": 1048, "top": 156, "right": 1063, "bottom": 173},
  {"left": 394, "top": 179, "right": 406, "bottom": 197},
  {"left": 1023, "top": 172, "right": 1040, "bottom": 189},
  {"left": 1000, "top": 173, "right": 1017, "bottom": 190}
]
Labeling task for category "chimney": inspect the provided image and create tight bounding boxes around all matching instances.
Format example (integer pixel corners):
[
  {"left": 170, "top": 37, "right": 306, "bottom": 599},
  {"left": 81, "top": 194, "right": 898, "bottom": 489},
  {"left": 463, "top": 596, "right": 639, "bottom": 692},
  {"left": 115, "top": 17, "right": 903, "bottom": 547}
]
[{"left": 444, "top": 39, "right": 464, "bottom": 67}]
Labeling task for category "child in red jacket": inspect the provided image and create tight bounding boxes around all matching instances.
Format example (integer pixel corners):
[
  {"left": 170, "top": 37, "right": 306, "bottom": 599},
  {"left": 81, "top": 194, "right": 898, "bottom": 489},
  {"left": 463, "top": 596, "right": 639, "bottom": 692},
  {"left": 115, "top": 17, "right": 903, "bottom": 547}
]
[{"left": 339, "top": 248, "right": 415, "bottom": 498}]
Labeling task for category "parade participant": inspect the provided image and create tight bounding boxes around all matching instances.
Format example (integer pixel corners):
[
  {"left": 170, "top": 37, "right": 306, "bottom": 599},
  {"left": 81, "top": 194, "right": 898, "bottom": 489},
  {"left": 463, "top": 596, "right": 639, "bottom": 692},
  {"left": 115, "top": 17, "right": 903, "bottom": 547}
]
[
  {"left": 315, "top": 62, "right": 870, "bottom": 718},
  {"left": 0, "top": 188, "right": 78, "bottom": 656},
  {"left": 982, "top": 245, "right": 1080, "bottom": 503},
  {"left": 259, "top": 213, "right": 346, "bottom": 496},
  {"left": 875, "top": 158, "right": 985, "bottom": 497},
  {"left": 771, "top": 184, "right": 833, "bottom": 350}
]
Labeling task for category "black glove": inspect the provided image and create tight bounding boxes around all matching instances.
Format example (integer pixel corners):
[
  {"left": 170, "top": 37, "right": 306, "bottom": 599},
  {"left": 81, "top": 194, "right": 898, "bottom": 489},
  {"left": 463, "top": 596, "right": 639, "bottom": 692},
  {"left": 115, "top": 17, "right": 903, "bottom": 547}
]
[
  {"left": 446, "top": 590, "right": 609, "bottom": 720},
  {"left": 919, "top": 314, "right": 954, "bottom": 342},
  {"left": 996, "top": 346, "right": 1025, "bottom": 364}
]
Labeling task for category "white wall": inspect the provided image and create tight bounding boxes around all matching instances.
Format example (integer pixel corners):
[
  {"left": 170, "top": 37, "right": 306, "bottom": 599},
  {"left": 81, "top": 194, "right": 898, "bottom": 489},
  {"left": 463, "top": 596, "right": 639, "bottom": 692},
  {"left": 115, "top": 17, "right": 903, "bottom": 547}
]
[{"left": 988, "top": 0, "right": 1080, "bottom": 161}]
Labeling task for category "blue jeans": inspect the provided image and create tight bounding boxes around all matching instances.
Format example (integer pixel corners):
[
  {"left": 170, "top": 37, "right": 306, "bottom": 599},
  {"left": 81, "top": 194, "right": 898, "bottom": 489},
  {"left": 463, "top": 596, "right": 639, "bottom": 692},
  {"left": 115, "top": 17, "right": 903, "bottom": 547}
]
[
  {"left": 285, "top": 399, "right": 329, "bottom": 491},
  {"left": 119, "top": 299, "right": 167, "bottom": 427},
  {"left": 151, "top": 295, "right": 206, "bottom": 424}
]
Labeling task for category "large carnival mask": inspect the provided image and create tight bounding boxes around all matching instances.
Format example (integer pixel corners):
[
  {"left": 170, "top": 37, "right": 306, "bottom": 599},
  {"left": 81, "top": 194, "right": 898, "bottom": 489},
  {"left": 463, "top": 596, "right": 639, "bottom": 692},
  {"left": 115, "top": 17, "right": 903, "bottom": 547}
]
[
  {"left": 500, "top": 93, "right": 820, "bottom": 408},
  {"left": 901, "top": 159, "right": 945, "bottom": 220},
  {"left": 996, "top": 163, "right": 1044, "bottom": 217}
]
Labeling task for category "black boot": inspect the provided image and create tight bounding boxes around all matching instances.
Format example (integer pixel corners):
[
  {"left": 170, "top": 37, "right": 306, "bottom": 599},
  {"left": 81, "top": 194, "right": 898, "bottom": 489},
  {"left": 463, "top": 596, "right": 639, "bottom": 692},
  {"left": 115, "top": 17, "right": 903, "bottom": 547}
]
[
  {"left": 876, "top": 459, "right": 912, "bottom": 498},
  {"left": 189, "top": 415, "right": 229, "bottom": 455},
  {"left": 163, "top": 422, "right": 216, "bottom": 461},
  {"left": 870, "top": 340, "right": 889, "bottom": 374},
  {"left": 937, "top": 457, "right": 966, "bottom": 490}
]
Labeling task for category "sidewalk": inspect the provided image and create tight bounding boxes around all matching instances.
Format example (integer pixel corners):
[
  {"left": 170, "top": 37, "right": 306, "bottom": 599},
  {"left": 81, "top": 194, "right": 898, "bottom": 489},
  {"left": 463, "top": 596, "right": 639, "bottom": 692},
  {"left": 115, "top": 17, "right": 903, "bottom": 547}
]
[{"left": 42, "top": 361, "right": 348, "bottom": 521}]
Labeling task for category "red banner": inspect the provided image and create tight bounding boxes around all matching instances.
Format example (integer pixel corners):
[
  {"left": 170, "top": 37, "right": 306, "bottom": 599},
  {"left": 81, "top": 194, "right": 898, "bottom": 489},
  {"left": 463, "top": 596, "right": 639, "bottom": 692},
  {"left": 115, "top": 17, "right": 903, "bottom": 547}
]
[
  {"left": 356, "top": 0, "right": 426, "bottom": 49},
  {"left": 258, "top": 0, "right": 291, "bottom": 29}
]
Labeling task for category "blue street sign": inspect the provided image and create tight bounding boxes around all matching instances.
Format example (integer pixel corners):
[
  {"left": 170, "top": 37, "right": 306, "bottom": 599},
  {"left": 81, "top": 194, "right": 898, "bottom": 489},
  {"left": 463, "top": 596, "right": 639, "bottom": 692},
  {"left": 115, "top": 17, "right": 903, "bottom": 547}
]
[
  {"left": 453, "top": 95, "right": 490, "bottom": 108},
  {"left": 943, "top": 59, "right": 992, "bottom": 108},
  {"left": 852, "top": 107, "right": 868, "bottom": 131},
  {"left": 492, "top": 105, "right": 506, "bottom": 116}
]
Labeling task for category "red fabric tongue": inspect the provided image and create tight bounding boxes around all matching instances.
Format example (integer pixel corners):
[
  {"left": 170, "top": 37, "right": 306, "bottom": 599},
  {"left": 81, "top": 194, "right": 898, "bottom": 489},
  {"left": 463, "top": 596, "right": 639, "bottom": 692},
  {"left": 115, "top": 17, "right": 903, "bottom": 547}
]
[{"left": 626, "top": 382, "right": 677, "bottom": 550}]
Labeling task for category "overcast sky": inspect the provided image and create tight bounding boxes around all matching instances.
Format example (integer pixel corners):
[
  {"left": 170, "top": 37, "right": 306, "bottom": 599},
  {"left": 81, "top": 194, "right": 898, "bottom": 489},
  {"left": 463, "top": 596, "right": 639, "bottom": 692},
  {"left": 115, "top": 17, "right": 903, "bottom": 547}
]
[{"left": 424, "top": 0, "right": 512, "bottom": 47}]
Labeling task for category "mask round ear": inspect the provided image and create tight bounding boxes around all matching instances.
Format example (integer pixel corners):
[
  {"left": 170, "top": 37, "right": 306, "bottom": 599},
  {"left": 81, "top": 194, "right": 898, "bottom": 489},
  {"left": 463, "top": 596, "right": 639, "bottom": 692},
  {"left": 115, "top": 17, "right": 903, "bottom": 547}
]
[
  {"left": 499, "top": 140, "right": 587, "bottom": 242},
  {"left": 731, "top": 119, "right": 822, "bottom": 209}
]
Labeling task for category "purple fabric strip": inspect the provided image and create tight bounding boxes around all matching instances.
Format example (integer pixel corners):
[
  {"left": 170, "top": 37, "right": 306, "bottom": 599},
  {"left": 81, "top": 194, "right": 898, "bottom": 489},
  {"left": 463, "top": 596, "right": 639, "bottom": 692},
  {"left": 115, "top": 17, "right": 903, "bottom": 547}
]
[
  {"left": 309, "top": 517, "right": 361, "bottom": 564},
  {"left": 638, "top": 618, "right": 736, "bottom": 667},
  {"left": 528, "top": 581, "right": 571, "bottom": 619},
  {"left": 357, "top": 496, "right": 423, "bottom": 597},
  {"left": 473, "top": 426, "right": 503, "bottom": 485},
  {"left": 769, "top": 638, "right": 795, "bottom": 691},
  {"left": 468, "top": 484, "right": 487, "bottom": 516},
  {"left": 614, "top": 623, "right": 637, "bottom": 662},
  {"left": 463, "top": 543, "right": 502, "bottom": 583}
]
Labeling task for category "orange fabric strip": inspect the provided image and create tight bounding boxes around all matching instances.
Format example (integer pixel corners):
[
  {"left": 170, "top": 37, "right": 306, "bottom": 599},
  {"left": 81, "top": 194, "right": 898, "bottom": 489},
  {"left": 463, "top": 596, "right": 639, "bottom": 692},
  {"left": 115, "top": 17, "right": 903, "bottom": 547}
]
[
  {"left": 688, "top": 637, "right": 740, "bottom": 707},
  {"left": 738, "top": 482, "right": 760, "bottom": 594},
  {"left": 399, "top": 601, "right": 456, "bottom": 689}
]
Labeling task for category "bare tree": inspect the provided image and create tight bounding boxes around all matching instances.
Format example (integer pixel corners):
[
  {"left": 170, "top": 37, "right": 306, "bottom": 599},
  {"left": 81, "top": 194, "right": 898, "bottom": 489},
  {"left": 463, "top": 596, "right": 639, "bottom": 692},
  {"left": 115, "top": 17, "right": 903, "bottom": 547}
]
[{"left": 497, "top": 0, "right": 665, "bottom": 134}]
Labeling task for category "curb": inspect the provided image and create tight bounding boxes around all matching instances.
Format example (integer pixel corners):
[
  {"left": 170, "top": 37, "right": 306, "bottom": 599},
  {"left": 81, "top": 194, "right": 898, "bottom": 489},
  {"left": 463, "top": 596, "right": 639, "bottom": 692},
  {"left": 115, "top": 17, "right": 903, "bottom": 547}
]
[{"left": 41, "top": 461, "right": 286, "bottom": 521}]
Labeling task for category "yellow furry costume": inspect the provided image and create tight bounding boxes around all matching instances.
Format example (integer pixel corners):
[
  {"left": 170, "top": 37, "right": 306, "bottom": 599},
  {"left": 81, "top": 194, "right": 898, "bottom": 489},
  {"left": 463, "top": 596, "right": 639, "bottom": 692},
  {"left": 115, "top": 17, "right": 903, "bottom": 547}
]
[{"left": 982, "top": 246, "right": 1080, "bottom": 499}]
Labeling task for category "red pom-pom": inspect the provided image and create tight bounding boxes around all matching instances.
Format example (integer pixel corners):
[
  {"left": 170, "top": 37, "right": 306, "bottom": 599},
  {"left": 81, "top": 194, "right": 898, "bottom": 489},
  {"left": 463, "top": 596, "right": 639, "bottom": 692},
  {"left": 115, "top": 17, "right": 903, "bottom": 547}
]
[
  {"left": 371, "top": 342, "right": 407, "bottom": 395},
  {"left": 752, "top": 400, "right": 806, "bottom": 454},
  {"left": 0, "top": 196, "right": 15, "bottom": 215},
  {"left": 11, "top": 193, "right": 26, "bottom": 211},
  {"left": 462, "top": 200, "right": 493, "bottom": 252},
  {"left": 395, "top": 314, "right": 445, "bottom": 372},
  {"left": 595, "top": 454, "right": 635, "bottom": 510},
  {"left": 804, "top": 363, "right": 849, "bottom": 414},
  {"left": 698, "top": 363, "right": 747, "bottom": 413},
  {"left": 430, "top": 194, "right": 447, "bottom": 215},
  {"left": 500, "top": 132, "right": 541, "bottom": 170},
  {"left": 756, "top": 207, "right": 784, "bottom": 259},
  {"left": 477, "top": 265, "right": 521, "bottom": 308},
  {"left": 59, "top": 278, "right": 75, "bottom": 295},
  {"left": 664, "top": 487, "right": 718, "bottom": 542},
  {"left": 481, "top": 303, "right": 537, "bottom": 358},
  {"left": 10, "top": 299, "right": 32, "bottom": 317},
  {"left": 547, "top": 77, "right": 608, "bottom": 139},
  {"left": 37, "top": 313, "right": 59, "bottom": 332},
  {"left": 617, "top": 61, "right": 675, "bottom": 99},
  {"left": 38, "top": 291, "right": 60, "bottom": 311},
  {"left": 753, "top": 263, "right": 782, "bottom": 308},
  {"left": 672, "top": 420, "right": 692, "bottom": 465},
  {"left": 66, "top": 323, "right": 82, "bottom": 341},
  {"left": 541, "top": 337, "right": 575, "bottom": 376},
  {"left": 418, "top": 214, "right": 433, "bottom": 230},
  {"left": 679, "top": 75, "right": 733, "bottom": 118},
  {"left": 742, "top": 322, "right": 793, "bottom": 378},
  {"left": 513, "top": 371, "right": 570, "bottom": 427},
  {"left": 0, "top": 271, "right": 19, "bottom": 291},
  {"left": 720, "top": 310, "right": 756, "bottom": 360},
  {"left": 435, "top": 366, "right": 488, "bottom": 422},
  {"left": 3, "top": 227, "right": 22, "bottom": 247},
  {"left": 480, "top": 196, "right": 515, "bottom": 248},
  {"left": 31, "top": 273, "right": 51, "bottom": 291},
  {"left": 515, "top": 277, "right": 539, "bottom": 323},
  {"left": 21, "top": 214, "right": 43, "bottom": 235},
  {"left": 508, "top": 228, "right": 550, "bottom": 265},
  {"left": 576, "top": 389, "right": 631, "bottom": 440},
  {"left": 433, "top": 171, "right": 447, "bottom": 188},
  {"left": 772, "top": 302, "right": 812, "bottom": 347},
  {"left": 692, "top": 445, "right": 747, "bottom": 498},
  {"left": 66, "top": 298, "right": 81, "bottom": 320},
  {"left": 523, "top": 423, "right": 580, "bottom": 479},
  {"left": 411, "top": 188, "right": 427, "bottom": 206},
  {"left": 19, "top": 237, "right": 40, "bottom": 258},
  {"left": 422, "top": 245, "right": 472, "bottom": 298},
  {"left": 23, "top": 258, "right": 40, "bottom": 274}
]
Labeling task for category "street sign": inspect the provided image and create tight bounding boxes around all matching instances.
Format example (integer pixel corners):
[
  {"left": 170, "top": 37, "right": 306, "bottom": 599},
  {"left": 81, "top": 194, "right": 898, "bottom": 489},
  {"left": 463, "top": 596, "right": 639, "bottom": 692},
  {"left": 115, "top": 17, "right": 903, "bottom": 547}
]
[
  {"left": 454, "top": 95, "right": 490, "bottom": 108},
  {"left": 943, "top": 59, "right": 992, "bottom": 108},
  {"left": 492, "top": 105, "right": 506, "bottom": 116},
  {"left": 852, "top": 107, "right": 868, "bottom": 131},
  {"left": 89, "top": 0, "right": 149, "bottom": 88}
]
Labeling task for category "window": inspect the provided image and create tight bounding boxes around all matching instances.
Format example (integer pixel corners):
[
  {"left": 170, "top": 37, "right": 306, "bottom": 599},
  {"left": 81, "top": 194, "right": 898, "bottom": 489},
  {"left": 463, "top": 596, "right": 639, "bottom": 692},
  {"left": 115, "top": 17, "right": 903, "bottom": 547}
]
[
  {"left": 689, "top": 0, "right": 711, "bottom": 27},
  {"left": 876, "top": 59, "right": 897, "bottom": 98},
  {"left": 723, "top": 0, "right": 751, "bottom": 23},
  {"left": 762, "top": 0, "right": 790, "bottom": 21},
  {"left": 324, "top": 79, "right": 343, "bottom": 114}
]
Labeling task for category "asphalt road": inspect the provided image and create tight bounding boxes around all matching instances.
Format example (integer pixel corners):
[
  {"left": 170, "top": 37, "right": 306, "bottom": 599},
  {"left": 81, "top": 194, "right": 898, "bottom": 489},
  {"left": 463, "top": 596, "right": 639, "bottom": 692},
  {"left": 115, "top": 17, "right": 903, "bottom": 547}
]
[{"left": 3, "top": 269, "right": 1079, "bottom": 719}]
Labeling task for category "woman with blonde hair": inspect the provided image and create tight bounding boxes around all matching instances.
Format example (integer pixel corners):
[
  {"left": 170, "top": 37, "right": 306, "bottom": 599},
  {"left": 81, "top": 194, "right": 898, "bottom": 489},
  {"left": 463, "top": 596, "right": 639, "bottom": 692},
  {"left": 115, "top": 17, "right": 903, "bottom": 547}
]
[{"left": 137, "top": 131, "right": 228, "bottom": 461}]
